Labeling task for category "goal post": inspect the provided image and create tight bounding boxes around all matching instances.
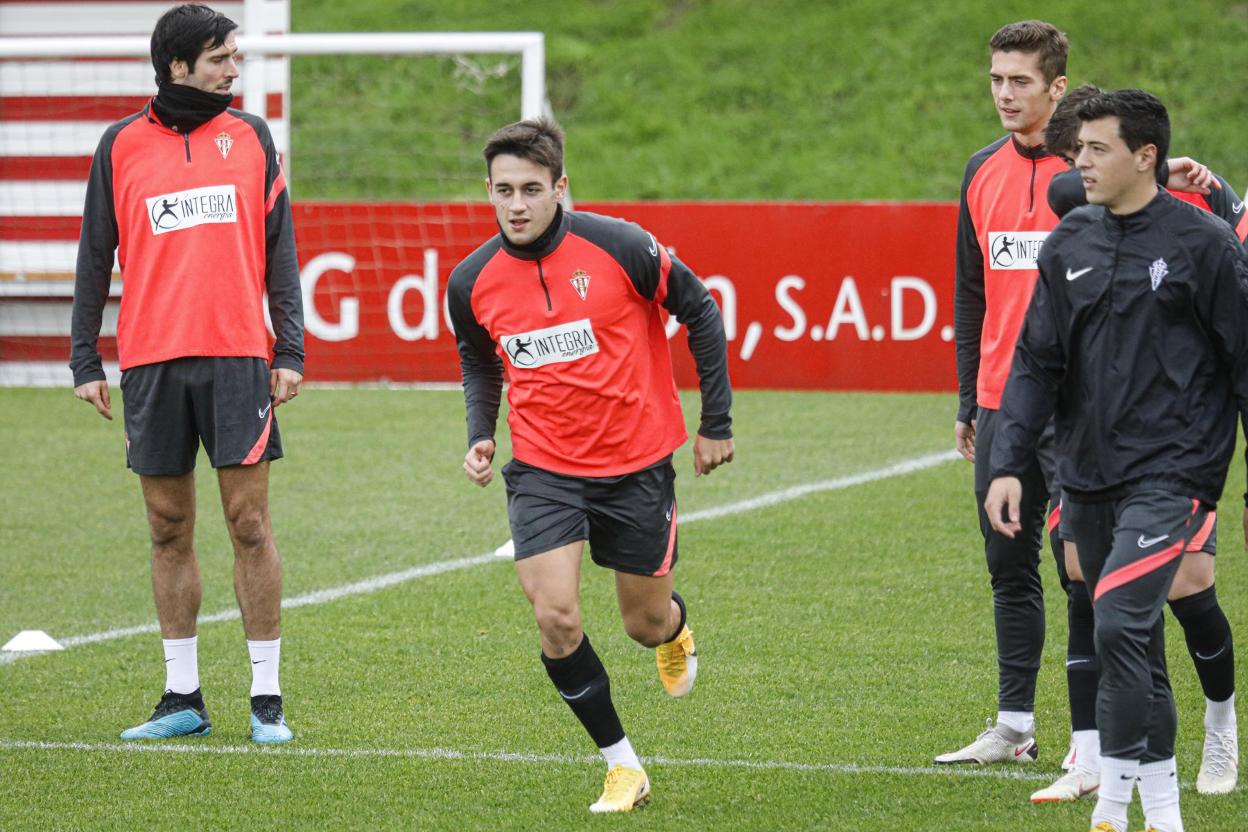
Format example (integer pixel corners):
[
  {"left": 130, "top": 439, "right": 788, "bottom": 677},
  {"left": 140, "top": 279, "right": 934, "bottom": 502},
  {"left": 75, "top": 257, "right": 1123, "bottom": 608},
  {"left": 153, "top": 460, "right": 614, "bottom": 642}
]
[{"left": 0, "top": 31, "right": 547, "bottom": 386}]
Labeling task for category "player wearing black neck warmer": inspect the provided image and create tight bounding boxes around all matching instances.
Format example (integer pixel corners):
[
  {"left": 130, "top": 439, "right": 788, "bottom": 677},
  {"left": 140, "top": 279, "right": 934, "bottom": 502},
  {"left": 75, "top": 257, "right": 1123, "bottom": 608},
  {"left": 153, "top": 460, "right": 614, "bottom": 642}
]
[{"left": 71, "top": 3, "right": 304, "bottom": 748}]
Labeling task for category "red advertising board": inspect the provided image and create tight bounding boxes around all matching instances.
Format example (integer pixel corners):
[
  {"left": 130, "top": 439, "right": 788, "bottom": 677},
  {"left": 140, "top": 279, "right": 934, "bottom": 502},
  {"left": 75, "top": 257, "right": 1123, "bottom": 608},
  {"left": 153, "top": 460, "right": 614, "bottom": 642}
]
[{"left": 290, "top": 201, "right": 959, "bottom": 390}]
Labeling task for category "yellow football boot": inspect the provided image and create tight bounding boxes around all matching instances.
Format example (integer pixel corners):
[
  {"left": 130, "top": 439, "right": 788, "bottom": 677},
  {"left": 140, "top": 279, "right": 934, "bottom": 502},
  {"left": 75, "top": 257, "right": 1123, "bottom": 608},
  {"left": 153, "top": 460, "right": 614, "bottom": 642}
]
[
  {"left": 656, "top": 625, "right": 697, "bottom": 697},
  {"left": 588, "top": 766, "right": 650, "bottom": 813}
]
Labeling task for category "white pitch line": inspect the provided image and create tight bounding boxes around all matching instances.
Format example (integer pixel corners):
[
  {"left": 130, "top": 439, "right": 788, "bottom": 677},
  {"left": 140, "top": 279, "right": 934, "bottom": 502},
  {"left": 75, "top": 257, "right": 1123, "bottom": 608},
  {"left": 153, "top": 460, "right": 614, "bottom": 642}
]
[
  {"left": 678, "top": 449, "right": 959, "bottom": 524},
  {"left": 0, "top": 738, "right": 1057, "bottom": 783},
  {"left": 1, "top": 450, "right": 958, "bottom": 666}
]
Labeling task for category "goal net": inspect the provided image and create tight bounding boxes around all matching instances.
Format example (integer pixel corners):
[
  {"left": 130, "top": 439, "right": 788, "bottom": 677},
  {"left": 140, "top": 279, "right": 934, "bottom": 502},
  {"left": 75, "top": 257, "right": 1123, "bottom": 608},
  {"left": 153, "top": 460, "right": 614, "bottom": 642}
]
[{"left": 0, "top": 27, "right": 546, "bottom": 386}]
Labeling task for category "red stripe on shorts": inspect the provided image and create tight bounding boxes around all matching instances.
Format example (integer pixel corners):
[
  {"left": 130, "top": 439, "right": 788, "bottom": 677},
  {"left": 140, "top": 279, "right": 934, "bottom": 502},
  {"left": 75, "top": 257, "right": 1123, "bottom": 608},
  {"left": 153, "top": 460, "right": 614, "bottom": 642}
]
[
  {"left": 1047, "top": 503, "right": 1061, "bottom": 534},
  {"left": 652, "top": 501, "right": 678, "bottom": 577},
  {"left": 242, "top": 409, "right": 273, "bottom": 465},
  {"left": 1094, "top": 500, "right": 1200, "bottom": 602},
  {"left": 1184, "top": 510, "right": 1215, "bottom": 553}
]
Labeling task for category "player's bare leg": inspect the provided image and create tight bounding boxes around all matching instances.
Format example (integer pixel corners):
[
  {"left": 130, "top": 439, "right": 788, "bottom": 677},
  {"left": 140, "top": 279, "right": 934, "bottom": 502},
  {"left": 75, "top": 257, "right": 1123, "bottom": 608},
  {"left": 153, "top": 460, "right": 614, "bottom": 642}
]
[
  {"left": 120, "top": 473, "right": 210, "bottom": 740},
  {"left": 617, "top": 570, "right": 695, "bottom": 698},
  {"left": 219, "top": 461, "right": 291, "bottom": 742},
  {"left": 517, "top": 543, "right": 648, "bottom": 812}
]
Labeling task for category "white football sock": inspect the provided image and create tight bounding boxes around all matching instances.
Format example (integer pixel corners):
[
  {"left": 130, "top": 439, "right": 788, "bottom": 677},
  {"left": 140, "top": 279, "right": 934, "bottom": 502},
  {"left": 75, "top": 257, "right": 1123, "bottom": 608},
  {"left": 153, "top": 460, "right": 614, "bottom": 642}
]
[
  {"left": 1137, "top": 757, "right": 1182, "bottom": 832},
  {"left": 162, "top": 635, "right": 199, "bottom": 695},
  {"left": 1073, "top": 728, "right": 1101, "bottom": 774},
  {"left": 247, "top": 637, "right": 281, "bottom": 697},
  {"left": 1205, "top": 692, "right": 1236, "bottom": 729},
  {"left": 1093, "top": 755, "right": 1138, "bottom": 832},
  {"left": 600, "top": 736, "right": 642, "bottom": 771},
  {"left": 996, "top": 710, "right": 1034, "bottom": 735}
]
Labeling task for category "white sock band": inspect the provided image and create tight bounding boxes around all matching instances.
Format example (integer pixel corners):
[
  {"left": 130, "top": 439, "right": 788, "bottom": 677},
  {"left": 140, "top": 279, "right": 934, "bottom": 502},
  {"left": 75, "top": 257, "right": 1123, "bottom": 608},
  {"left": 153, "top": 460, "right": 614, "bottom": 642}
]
[
  {"left": 600, "top": 736, "right": 642, "bottom": 772},
  {"left": 162, "top": 635, "right": 199, "bottom": 695},
  {"left": 247, "top": 637, "right": 281, "bottom": 697},
  {"left": 1137, "top": 757, "right": 1182, "bottom": 832},
  {"left": 1205, "top": 692, "right": 1236, "bottom": 729},
  {"left": 996, "top": 710, "right": 1034, "bottom": 735}
]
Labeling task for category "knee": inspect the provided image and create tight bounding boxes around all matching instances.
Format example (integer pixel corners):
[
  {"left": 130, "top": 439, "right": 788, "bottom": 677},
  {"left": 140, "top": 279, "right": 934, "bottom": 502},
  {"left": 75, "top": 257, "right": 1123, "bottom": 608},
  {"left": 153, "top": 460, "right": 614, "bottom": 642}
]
[
  {"left": 533, "top": 602, "right": 581, "bottom": 649},
  {"left": 225, "top": 506, "right": 270, "bottom": 554},
  {"left": 622, "top": 607, "right": 669, "bottom": 648},
  {"left": 1094, "top": 615, "right": 1135, "bottom": 654},
  {"left": 147, "top": 505, "right": 193, "bottom": 552}
]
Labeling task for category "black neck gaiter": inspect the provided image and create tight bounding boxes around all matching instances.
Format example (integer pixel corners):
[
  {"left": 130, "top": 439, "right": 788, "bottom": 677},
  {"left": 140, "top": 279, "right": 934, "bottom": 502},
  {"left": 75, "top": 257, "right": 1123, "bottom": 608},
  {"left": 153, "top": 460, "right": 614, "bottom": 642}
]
[{"left": 152, "top": 81, "right": 232, "bottom": 133}]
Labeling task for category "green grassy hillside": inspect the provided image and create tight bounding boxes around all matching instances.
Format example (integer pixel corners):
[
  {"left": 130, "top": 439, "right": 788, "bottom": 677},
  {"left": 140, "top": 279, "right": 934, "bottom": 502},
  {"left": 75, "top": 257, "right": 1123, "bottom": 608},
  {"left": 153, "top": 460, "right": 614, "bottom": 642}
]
[{"left": 288, "top": 0, "right": 1248, "bottom": 201}]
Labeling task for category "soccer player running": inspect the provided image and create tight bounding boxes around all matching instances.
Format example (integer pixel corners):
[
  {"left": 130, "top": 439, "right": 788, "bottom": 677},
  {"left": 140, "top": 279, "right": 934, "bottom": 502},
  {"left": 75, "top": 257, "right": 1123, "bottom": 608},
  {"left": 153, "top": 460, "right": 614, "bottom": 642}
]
[
  {"left": 448, "top": 118, "right": 733, "bottom": 813},
  {"left": 71, "top": 4, "right": 304, "bottom": 743},
  {"left": 1038, "top": 85, "right": 1242, "bottom": 799},
  {"left": 940, "top": 20, "right": 1069, "bottom": 767},
  {"left": 986, "top": 88, "right": 1248, "bottom": 832}
]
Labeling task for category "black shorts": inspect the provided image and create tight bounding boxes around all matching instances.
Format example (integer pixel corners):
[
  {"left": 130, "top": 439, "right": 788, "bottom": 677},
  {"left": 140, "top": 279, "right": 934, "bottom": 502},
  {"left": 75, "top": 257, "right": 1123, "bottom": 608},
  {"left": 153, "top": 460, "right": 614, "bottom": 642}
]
[
  {"left": 120, "top": 357, "right": 282, "bottom": 476},
  {"left": 502, "top": 456, "right": 678, "bottom": 577},
  {"left": 1058, "top": 490, "right": 1216, "bottom": 554}
]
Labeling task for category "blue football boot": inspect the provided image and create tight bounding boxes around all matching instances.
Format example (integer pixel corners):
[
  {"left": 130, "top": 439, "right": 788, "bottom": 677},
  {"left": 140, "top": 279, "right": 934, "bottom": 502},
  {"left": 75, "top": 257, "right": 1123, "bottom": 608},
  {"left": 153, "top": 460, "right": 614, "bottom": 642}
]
[
  {"left": 120, "top": 689, "right": 212, "bottom": 740},
  {"left": 250, "top": 694, "right": 293, "bottom": 743}
]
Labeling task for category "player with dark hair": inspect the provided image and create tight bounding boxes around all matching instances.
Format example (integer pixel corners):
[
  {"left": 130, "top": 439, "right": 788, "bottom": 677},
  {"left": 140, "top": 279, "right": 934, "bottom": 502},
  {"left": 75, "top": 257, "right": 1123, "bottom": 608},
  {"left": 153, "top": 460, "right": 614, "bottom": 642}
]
[
  {"left": 448, "top": 117, "right": 734, "bottom": 813},
  {"left": 987, "top": 88, "right": 1248, "bottom": 832},
  {"left": 71, "top": 3, "right": 304, "bottom": 743},
  {"left": 1041, "top": 85, "right": 1242, "bottom": 799},
  {"left": 941, "top": 19, "right": 1070, "bottom": 768}
]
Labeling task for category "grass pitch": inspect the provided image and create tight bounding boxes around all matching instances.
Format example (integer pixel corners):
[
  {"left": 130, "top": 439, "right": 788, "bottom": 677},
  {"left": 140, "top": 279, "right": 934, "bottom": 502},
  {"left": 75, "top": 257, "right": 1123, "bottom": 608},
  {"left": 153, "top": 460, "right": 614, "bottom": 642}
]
[{"left": 0, "top": 388, "right": 1244, "bottom": 830}]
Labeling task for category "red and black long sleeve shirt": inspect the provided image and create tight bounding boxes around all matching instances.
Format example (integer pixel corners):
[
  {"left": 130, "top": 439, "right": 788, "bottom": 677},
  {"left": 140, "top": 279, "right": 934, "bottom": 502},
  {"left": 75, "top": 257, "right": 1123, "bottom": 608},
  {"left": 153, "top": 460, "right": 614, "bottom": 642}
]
[
  {"left": 70, "top": 102, "right": 303, "bottom": 386},
  {"left": 448, "top": 208, "right": 732, "bottom": 477}
]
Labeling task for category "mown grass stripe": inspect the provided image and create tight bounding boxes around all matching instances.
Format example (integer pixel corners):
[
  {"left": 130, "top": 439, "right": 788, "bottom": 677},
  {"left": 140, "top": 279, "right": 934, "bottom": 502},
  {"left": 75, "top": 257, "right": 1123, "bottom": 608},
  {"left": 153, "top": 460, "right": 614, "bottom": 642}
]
[{"left": 1, "top": 450, "right": 958, "bottom": 666}]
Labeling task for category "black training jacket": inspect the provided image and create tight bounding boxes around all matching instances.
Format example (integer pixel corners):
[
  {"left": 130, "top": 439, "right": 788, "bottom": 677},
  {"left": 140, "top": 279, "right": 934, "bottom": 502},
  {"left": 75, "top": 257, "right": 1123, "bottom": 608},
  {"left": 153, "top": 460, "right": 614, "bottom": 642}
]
[
  {"left": 1048, "top": 166, "right": 1248, "bottom": 247},
  {"left": 991, "top": 189, "right": 1248, "bottom": 505}
]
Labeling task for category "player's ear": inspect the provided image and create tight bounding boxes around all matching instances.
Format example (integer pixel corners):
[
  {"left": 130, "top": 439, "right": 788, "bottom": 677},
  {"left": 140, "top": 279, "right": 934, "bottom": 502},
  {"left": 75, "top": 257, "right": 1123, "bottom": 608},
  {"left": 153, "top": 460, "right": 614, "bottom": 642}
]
[
  {"left": 554, "top": 174, "right": 568, "bottom": 201},
  {"left": 170, "top": 59, "right": 188, "bottom": 82},
  {"left": 1050, "top": 75, "right": 1067, "bottom": 101},
  {"left": 1136, "top": 144, "right": 1157, "bottom": 173}
]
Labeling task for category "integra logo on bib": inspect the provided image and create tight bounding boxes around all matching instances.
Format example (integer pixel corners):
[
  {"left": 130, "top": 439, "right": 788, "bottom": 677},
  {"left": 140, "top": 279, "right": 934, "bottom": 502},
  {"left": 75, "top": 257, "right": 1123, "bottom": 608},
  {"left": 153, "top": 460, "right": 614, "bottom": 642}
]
[
  {"left": 146, "top": 185, "right": 237, "bottom": 235},
  {"left": 987, "top": 231, "right": 1048, "bottom": 270},
  {"left": 501, "top": 318, "right": 599, "bottom": 369}
]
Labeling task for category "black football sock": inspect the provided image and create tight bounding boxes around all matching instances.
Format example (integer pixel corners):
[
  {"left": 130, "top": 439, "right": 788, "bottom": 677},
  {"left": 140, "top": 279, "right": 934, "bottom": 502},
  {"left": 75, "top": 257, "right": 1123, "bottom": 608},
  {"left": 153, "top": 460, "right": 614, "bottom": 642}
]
[
  {"left": 542, "top": 633, "right": 625, "bottom": 748},
  {"left": 665, "top": 591, "right": 688, "bottom": 643},
  {"left": 1170, "top": 585, "right": 1235, "bottom": 703},
  {"left": 1066, "top": 581, "right": 1098, "bottom": 732}
]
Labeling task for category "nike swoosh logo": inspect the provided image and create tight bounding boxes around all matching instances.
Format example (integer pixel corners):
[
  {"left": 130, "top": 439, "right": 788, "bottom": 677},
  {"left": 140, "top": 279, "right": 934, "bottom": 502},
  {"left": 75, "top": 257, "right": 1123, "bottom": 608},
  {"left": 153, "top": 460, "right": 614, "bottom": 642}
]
[
  {"left": 559, "top": 684, "right": 593, "bottom": 701},
  {"left": 1014, "top": 745, "right": 1030, "bottom": 757},
  {"left": 1066, "top": 267, "right": 1093, "bottom": 281},
  {"left": 1137, "top": 534, "right": 1168, "bottom": 548},
  {"left": 164, "top": 658, "right": 175, "bottom": 663},
  {"left": 1195, "top": 645, "right": 1227, "bottom": 661},
  {"left": 646, "top": 233, "right": 659, "bottom": 257},
  {"left": 258, "top": 402, "right": 272, "bottom": 419},
  {"left": 1233, "top": 201, "right": 1244, "bottom": 214},
  {"left": 1120, "top": 774, "right": 1135, "bottom": 780},
  {"left": 1065, "top": 658, "right": 1091, "bottom": 667},
  {"left": 252, "top": 659, "right": 266, "bottom": 665}
]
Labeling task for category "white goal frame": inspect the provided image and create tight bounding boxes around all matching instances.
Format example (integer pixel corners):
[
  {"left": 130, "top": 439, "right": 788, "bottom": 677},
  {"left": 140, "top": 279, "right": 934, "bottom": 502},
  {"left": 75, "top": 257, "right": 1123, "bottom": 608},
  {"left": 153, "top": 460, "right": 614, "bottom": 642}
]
[{"left": 0, "top": 31, "right": 546, "bottom": 122}]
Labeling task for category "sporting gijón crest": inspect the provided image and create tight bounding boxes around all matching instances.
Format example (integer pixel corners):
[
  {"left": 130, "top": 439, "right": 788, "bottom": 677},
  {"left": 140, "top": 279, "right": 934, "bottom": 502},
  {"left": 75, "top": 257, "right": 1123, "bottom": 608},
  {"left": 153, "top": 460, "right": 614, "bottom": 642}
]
[
  {"left": 1149, "top": 258, "right": 1169, "bottom": 291},
  {"left": 570, "top": 269, "right": 591, "bottom": 300},
  {"left": 214, "top": 131, "right": 234, "bottom": 160}
]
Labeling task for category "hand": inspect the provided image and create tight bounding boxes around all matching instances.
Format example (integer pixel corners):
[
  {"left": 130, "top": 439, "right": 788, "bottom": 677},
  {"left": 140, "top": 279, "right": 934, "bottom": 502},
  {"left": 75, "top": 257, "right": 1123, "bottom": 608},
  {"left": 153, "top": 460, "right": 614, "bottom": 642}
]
[
  {"left": 693, "top": 434, "right": 734, "bottom": 477},
  {"left": 464, "top": 439, "right": 496, "bottom": 487},
  {"left": 1165, "top": 156, "right": 1220, "bottom": 195},
  {"left": 955, "top": 419, "right": 977, "bottom": 463},
  {"left": 269, "top": 367, "right": 303, "bottom": 408},
  {"left": 984, "top": 476, "right": 1023, "bottom": 538},
  {"left": 74, "top": 379, "right": 112, "bottom": 421}
]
